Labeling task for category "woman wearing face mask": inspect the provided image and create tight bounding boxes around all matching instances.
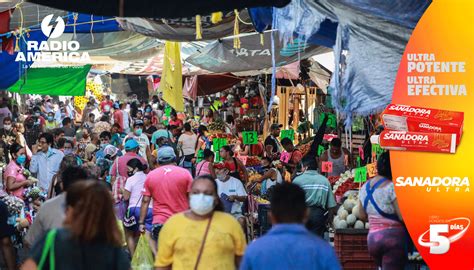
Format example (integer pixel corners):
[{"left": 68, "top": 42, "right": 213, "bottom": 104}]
[
  {"left": 5, "top": 143, "right": 34, "bottom": 199},
  {"left": 155, "top": 175, "right": 246, "bottom": 270},
  {"left": 44, "top": 112, "right": 57, "bottom": 131},
  {"left": 122, "top": 158, "right": 152, "bottom": 255}
]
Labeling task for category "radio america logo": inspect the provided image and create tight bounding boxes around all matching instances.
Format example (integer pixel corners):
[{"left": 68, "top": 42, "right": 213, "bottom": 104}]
[
  {"left": 418, "top": 217, "right": 470, "bottom": 255},
  {"left": 15, "top": 14, "right": 90, "bottom": 62},
  {"left": 41, "top": 14, "right": 65, "bottom": 38}
]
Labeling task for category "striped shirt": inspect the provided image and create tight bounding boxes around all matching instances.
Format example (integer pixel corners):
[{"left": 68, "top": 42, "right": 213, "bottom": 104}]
[{"left": 293, "top": 170, "right": 337, "bottom": 210}]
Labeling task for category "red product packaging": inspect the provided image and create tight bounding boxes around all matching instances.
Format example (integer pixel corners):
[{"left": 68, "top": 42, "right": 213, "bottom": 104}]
[
  {"left": 371, "top": 130, "right": 457, "bottom": 154},
  {"left": 381, "top": 104, "right": 464, "bottom": 145}
]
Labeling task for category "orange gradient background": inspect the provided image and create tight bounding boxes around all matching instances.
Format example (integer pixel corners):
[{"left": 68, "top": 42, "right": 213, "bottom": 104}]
[{"left": 391, "top": 1, "right": 474, "bottom": 269}]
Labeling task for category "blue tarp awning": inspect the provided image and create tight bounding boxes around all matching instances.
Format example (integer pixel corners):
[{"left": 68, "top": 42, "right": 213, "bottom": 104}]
[
  {"left": 64, "top": 13, "right": 122, "bottom": 33},
  {"left": 248, "top": 7, "right": 337, "bottom": 48}
]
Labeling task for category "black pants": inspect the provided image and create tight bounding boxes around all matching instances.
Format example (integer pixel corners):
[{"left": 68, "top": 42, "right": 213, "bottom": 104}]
[{"left": 306, "top": 206, "right": 328, "bottom": 237}]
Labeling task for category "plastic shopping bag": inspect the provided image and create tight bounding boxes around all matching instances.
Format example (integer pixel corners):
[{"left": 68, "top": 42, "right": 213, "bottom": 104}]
[{"left": 131, "top": 234, "right": 154, "bottom": 270}]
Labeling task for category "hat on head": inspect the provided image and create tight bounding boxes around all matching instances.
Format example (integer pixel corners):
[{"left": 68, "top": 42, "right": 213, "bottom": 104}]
[
  {"left": 270, "top": 123, "right": 283, "bottom": 130},
  {"left": 104, "top": 145, "right": 118, "bottom": 157},
  {"left": 124, "top": 139, "right": 139, "bottom": 151},
  {"left": 157, "top": 146, "right": 176, "bottom": 163},
  {"left": 133, "top": 120, "right": 144, "bottom": 127}
]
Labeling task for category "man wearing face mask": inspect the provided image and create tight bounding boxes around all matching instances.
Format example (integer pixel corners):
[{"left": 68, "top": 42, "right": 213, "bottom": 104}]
[
  {"left": 123, "top": 120, "right": 151, "bottom": 166},
  {"left": 0, "top": 99, "right": 12, "bottom": 129},
  {"left": 30, "top": 132, "right": 65, "bottom": 190},
  {"left": 215, "top": 167, "right": 247, "bottom": 228},
  {"left": 292, "top": 157, "right": 337, "bottom": 237},
  {"left": 139, "top": 146, "right": 193, "bottom": 247}
]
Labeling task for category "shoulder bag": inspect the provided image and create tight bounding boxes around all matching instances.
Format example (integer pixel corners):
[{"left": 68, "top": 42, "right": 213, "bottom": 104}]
[{"left": 194, "top": 214, "right": 213, "bottom": 270}]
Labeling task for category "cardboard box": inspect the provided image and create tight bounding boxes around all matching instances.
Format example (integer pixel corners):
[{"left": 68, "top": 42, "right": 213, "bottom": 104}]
[
  {"left": 373, "top": 131, "right": 457, "bottom": 154},
  {"left": 381, "top": 104, "right": 463, "bottom": 145}
]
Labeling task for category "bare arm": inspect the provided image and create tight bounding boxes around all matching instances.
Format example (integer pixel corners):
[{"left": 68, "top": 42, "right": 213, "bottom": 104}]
[
  {"left": 122, "top": 189, "right": 131, "bottom": 201},
  {"left": 356, "top": 200, "right": 368, "bottom": 222},
  {"left": 235, "top": 256, "right": 242, "bottom": 268},
  {"left": 139, "top": 196, "right": 151, "bottom": 228},
  {"left": 393, "top": 198, "right": 404, "bottom": 222},
  {"left": 236, "top": 159, "right": 248, "bottom": 182},
  {"left": 319, "top": 151, "right": 328, "bottom": 171},
  {"left": 257, "top": 169, "right": 275, "bottom": 183},
  {"left": 6, "top": 177, "right": 30, "bottom": 191}
]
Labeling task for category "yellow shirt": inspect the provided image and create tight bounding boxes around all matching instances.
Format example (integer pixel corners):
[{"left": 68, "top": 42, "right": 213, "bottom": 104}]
[{"left": 155, "top": 211, "right": 246, "bottom": 270}]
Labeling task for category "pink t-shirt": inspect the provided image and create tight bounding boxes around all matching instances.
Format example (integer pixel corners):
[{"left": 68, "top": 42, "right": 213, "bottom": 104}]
[
  {"left": 110, "top": 152, "right": 147, "bottom": 178},
  {"left": 195, "top": 161, "right": 211, "bottom": 176},
  {"left": 142, "top": 165, "right": 192, "bottom": 224},
  {"left": 4, "top": 161, "right": 27, "bottom": 199}
]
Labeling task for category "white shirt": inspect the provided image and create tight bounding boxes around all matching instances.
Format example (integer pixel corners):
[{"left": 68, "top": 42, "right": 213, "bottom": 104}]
[
  {"left": 124, "top": 171, "right": 152, "bottom": 209},
  {"left": 178, "top": 133, "right": 197, "bottom": 156},
  {"left": 216, "top": 176, "right": 247, "bottom": 214}
]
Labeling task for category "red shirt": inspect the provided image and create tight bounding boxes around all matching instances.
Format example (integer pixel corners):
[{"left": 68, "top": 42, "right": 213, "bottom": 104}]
[
  {"left": 100, "top": 100, "right": 113, "bottom": 112},
  {"left": 168, "top": 119, "right": 183, "bottom": 127},
  {"left": 142, "top": 165, "right": 193, "bottom": 224},
  {"left": 113, "top": 110, "right": 124, "bottom": 132}
]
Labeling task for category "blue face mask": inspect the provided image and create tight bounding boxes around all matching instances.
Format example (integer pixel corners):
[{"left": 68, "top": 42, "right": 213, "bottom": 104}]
[
  {"left": 64, "top": 149, "right": 73, "bottom": 155},
  {"left": 16, "top": 154, "right": 26, "bottom": 165},
  {"left": 145, "top": 108, "right": 152, "bottom": 113},
  {"left": 100, "top": 143, "right": 108, "bottom": 149},
  {"left": 135, "top": 128, "right": 143, "bottom": 136},
  {"left": 47, "top": 116, "right": 54, "bottom": 122}
]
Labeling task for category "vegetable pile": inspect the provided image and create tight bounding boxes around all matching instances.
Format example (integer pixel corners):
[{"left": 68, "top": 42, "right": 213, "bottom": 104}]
[{"left": 333, "top": 194, "right": 369, "bottom": 230}]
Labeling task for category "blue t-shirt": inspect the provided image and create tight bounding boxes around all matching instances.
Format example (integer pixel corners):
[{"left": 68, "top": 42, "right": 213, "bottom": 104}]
[{"left": 240, "top": 224, "right": 341, "bottom": 270}]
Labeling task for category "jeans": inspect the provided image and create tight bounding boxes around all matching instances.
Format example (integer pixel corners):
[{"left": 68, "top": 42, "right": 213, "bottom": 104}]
[
  {"left": 151, "top": 224, "right": 164, "bottom": 241},
  {"left": 306, "top": 206, "right": 328, "bottom": 237}
]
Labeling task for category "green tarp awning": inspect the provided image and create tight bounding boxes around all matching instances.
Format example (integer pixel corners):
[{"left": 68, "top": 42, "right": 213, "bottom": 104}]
[{"left": 8, "top": 65, "right": 91, "bottom": 96}]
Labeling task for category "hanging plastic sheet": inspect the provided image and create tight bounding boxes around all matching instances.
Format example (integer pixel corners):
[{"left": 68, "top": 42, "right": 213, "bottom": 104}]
[
  {"left": 0, "top": 31, "right": 48, "bottom": 90},
  {"left": 273, "top": 0, "right": 430, "bottom": 126},
  {"left": 64, "top": 13, "right": 121, "bottom": 33},
  {"left": 248, "top": 7, "right": 337, "bottom": 48},
  {"left": 27, "top": 0, "right": 290, "bottom": 18},
  {"left": 118, "top": 10, "right": 254, "bottom": 41},
  {"left": 186, "top": 30, "right": 330, "bottom": 73},
  {"left": 8, "top": 65, "right": 92, "bottom": 96}
]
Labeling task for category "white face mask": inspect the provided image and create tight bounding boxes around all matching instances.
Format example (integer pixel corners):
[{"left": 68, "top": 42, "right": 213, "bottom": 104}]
[
  {"left": 189, "top": 193, "right": 215, "bottom": 216},
  {"left": 3, "top": 124, "right": 11, "bottom": 130}
]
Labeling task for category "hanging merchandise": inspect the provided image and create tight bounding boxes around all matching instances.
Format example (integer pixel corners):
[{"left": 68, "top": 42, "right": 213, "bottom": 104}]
[
  {"left": 8, "top": 65, "right": 92, "bottom": 96},
  {"left": 160, "top": 41, "right": 184, "bottom": 112}
]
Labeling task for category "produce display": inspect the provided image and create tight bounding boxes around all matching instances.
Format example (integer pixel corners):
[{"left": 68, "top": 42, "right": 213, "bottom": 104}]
[
  {"left": 332, "top": 170, "right": 360, "bottom": 197},
  {"left": 74, "top": 80, "right": 105, "bottom": 110},
  {"left": 208, "top": 119, "right": 226, "bottom": 132},
  {"left": 245, "top": 156, "right": 261, "bottom": 167},
  {"left": 333, "top": 194, "right": 370, "bottom": 230}
]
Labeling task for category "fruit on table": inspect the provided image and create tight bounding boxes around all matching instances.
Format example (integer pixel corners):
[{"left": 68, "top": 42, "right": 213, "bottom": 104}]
[{"left": 333, "top": 194, "right": 370, "bottom": 230}]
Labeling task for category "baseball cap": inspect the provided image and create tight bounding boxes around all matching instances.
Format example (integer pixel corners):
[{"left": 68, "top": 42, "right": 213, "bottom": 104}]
[
  {"left": 157, "top": 146, "right": 176, "bottom": 163},
  {"left": 124, "top": 139, "right": 139, "bottom": 151},
  {"left": 270, "top": 123, "right": 283, "bottom": 130}
]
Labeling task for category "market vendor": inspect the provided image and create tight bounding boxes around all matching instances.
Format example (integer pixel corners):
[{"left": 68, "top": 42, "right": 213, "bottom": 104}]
[
  {"left": 5, "top": 143, "right": 34, "bottom": 199},
  {"left": 256, "top": 157, "right": 283, "bottom": 195},
  {"left": 319, "top": 138, "right": 351, "bottom": 177},
  {"left": 280, "top": 138, "right": 303, "bottom": 176},
  {"left": 220, "top": 145, "right": 248, "bottom": 182},
  {"left": 264, "top": 123, "right": 283, "bottom": 160}
]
